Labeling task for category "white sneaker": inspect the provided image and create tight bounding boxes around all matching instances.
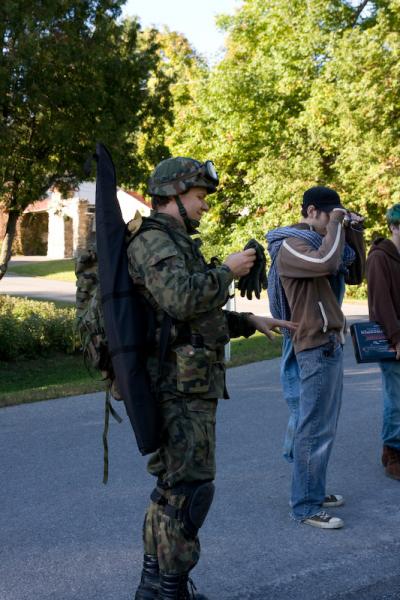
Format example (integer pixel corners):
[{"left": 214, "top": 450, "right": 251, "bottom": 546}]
[
  {"left": 322, "top": 494, "right": 344, "bottom": 508},
  {"left": 302, "top": 510, "right": 344, "bottom": 529}
]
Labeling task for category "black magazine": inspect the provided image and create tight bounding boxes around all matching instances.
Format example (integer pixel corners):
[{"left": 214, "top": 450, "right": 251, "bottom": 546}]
[{"left": 350, "top": 321, "right": 396, "bottom": 364}]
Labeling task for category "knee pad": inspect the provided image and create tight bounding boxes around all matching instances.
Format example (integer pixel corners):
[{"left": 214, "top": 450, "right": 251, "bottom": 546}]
[
  {"left": 166, "top": 481, "right": 215, "bottom": 538},
  {"left": 185, "top": 481, "right": 215, "bottom": 537}
]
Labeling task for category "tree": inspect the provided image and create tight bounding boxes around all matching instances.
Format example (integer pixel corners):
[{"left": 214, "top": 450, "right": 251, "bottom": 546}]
[
  {"left": 0, "top": 0, "right": 172, "bottom": 277},
  {"left": 167, "top": 0, "right": 399, "bottom": 257},
  {"left": 300, "top": 1, "right": 400, "bottom": 239},
  {"left": 166, "top": 0, "right": 360, "bottom": 256},
  {"left": 131, "top": 27, "right": 207, "bottom": 195}
]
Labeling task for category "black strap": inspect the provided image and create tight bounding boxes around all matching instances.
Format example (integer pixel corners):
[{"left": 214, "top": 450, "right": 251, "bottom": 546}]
[
  {"left": 158, "top": 312, "right": 173, "bottom": 383},
  {"left": 101, "top": 290, "right": 135, "bottom": 303},
  {"left": 109, "top": 344, "right": 139, "bottom": 358},
  {"left": 130, "top": 216, "right": 195, "bottom": 249},
  {"left": 127, "top": 218, "right": 178, "bottom": 246},
  {"left": 151, "top": 488, "right": 167, "bottom": 505},
  {"left": 164, "top": 504, "right": 183, "bottom": 520},
  {"left": 102, "top": 389, "right": 123, "bottom": 485}
]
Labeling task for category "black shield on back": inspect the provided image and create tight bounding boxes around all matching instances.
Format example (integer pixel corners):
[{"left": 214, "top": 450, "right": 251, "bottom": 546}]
[{"left": 95, "top": 142, "right": 159, "bottom": 454}]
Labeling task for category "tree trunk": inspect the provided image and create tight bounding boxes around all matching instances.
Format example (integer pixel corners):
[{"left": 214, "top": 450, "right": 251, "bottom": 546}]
[{"left": 0, "top": 210, "right": 19, "bottom": 280}]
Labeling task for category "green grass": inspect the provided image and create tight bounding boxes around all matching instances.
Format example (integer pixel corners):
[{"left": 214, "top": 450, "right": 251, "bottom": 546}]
[
  {"left": 0, "top": 332, "right": 282, "bottom": 407},
  {"left": 229, "top": 331, "right": 281, "bottom": 367},
  {"left": 0, "top": 353, "right": 105, "bottom": 407},
  {"left": 9, "top": 259, "right": 76, "bottom": 281}
]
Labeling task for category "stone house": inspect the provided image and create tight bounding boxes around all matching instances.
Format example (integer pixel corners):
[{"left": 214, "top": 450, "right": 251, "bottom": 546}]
[{"left": 0, "top": 182, "right": 151, "bottom": 258}]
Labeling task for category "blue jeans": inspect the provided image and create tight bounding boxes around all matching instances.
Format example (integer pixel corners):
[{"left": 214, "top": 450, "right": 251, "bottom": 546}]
[
  {"left": 379, "top": 361, "right": 400, "bottom": 451},
  {"left": 280, "top": 336, "right": 300, "bottom": 463},
  {"left": 280, "top": 279, "right": 345, "bottom": 463},
  {"left": 291, "top": 342, "right": 343, "bottom": 521}
]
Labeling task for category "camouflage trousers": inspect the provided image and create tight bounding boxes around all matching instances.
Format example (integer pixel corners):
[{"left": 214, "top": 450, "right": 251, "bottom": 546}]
[{"left": 143, "top": 397, "right": 217, "bottom": 574}]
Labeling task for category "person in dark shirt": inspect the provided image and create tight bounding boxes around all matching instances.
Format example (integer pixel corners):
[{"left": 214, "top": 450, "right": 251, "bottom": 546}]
[{"left": 366, "top": 203, "right": 400, "bottom": 481}]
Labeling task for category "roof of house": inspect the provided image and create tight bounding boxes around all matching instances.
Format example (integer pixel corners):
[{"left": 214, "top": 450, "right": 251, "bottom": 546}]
[
  {"left": 123, "top": 190, "right": 151, "bottom": 208},
  {"left": 23, "top": 199, "right": 51, "bottom": 214},
  {"left": 23, "top": 183, "right": 151, "bottom": 214}
]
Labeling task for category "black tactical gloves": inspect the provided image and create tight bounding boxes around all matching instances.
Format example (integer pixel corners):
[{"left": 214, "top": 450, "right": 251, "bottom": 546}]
[{"left": 237, "top": 239, "right": 268, "bottom": 300}]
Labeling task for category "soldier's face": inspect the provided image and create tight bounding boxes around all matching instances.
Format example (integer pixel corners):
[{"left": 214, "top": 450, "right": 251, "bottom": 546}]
[{"left": 180, "top": 187, "right": 209, "bottom": 222}]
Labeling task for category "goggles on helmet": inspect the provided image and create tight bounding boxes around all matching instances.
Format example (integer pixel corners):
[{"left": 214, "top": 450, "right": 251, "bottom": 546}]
[
  {"left": 199, "top": 160, "right": 219, "bottom": 185},
  {"left": 161, "top": 160, "right": 219, "bottom": 187}
]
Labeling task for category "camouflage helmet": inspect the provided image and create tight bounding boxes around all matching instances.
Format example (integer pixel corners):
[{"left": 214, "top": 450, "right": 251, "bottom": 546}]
[{"left": 148, "top": 157, "right": 219, "bottom": 197}]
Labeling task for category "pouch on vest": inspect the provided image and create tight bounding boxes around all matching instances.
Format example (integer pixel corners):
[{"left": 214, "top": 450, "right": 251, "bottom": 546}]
[
  {"left": 189, "top": 308, "right": 230, "bottom": 351},
  {"left": 175, "top": 345, "right": 215, "bottom": 394}
]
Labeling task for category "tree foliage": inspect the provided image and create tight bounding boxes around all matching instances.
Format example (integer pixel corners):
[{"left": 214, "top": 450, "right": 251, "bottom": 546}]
[
  {"left": 133, "top": 27, "right": 207, "bottom": 194},
  {"left": 0, "top": 0, "right": 173, "bottom": 276},
  {"left": 167, "top": 0, "right": 400, "bottom": 259},
  {"left": 2, "top": 0, "right": 399, "bottom": 270}
]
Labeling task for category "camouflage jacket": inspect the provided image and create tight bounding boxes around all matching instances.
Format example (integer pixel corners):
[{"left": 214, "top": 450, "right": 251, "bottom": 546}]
[{"left": 127, "top": 211, "right": 256, "bottom": 400}]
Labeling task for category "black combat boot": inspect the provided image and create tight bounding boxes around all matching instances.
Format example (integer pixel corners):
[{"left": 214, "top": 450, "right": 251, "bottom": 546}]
[
  {"left": 159, "top": 572, "right": 208, "bottom": 599},
  {"left": 134, "top": 554, "right": 160, "bottom": 600}
]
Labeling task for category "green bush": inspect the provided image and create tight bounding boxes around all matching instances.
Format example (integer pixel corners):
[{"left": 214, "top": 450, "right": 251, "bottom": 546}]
[
  {"left": 0, "top": 296, "right": 76, "bottom": 360},
  {"left": 344, "top": 281, "right": 368, "bottom": 301}
]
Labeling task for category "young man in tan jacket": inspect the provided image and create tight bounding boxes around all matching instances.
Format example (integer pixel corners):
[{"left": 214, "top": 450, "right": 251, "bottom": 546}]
[{"left": 276, "top": 187, "right": 348, "bottom": 529}]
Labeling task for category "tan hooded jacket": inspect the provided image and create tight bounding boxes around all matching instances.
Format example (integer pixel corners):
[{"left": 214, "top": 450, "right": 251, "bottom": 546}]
[{"left": 277, "top": 210, "right": 346, "bottom": 353}]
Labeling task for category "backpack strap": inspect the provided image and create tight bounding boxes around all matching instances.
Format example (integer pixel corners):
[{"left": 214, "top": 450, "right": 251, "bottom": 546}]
[
  {"left": 127, "top": 216, "right": 180, "bottom": 248},
  {"left": 102, "top": 313, "right": 172, "bottom": 485},
  {"left": 102, "top": 388, "right": 123, "bottom": 485},
  {"left": 127, "top": 217, "right": 176, "bottom": 389},
  {"left": 158, "top": 312, "right": 173, "bottom": 390}
]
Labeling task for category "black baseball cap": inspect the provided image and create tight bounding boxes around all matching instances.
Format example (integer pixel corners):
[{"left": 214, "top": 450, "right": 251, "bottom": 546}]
[{"left": 302, "top": 186, "right": 344, "bottom": 212}]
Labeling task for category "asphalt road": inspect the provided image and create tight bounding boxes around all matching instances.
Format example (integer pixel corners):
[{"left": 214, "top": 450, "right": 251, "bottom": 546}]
[
  {"left": 1, "top": 266, "right": 369, "bottom": 319},
  {"left": 1, "top": 338, "right": 400, "bottom": 600},
  {"left": 1, "top": 271, "right": 76, "bottom": 303}
]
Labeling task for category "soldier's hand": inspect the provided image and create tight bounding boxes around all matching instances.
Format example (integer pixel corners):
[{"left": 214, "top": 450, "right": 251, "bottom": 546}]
[
  {"left": 395, "top": 342, "right": 400, "bottom": 361},
  {"left": 247, "top": 315, "right": 298, "bottom": 341},
  {"left": 223, "top": 248, "right": 256, "bottom": 278}
]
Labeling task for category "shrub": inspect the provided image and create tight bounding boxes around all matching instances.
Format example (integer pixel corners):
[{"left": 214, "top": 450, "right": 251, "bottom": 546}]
[
  {"left": 0, "top": 296, "right": 75, "bottom": 361},
  {"left": 344, "top": 281, "right": 368, "bottom": 301}
]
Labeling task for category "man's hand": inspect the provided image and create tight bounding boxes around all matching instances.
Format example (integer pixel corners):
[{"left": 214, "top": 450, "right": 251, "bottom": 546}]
[
  {"left": 395, "top": 341, "right": 400, "bottom": 360},
  {"left": 223, "top": 248, "right": 256, "bottom": 278},
  {"left": 246, "top": 315, "right": 298, "bottom": 341},
  {"left": 348, "top": 211, "right": 365, "bottom": 224},
  {"left": 343, "top": 211, "right": 365, "bottom": 227}
]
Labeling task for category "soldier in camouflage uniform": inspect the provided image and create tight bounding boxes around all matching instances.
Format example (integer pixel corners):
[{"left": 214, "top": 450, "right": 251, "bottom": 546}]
[{"left": 128, "top": 157, "right": 295, "bottom": 600}]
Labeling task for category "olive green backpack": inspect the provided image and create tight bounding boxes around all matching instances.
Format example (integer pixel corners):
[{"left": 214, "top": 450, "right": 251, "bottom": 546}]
[
  {"left": 74, "top": 218, "right": 175, "bottom": 482},
  {"left": 75, "top": 247, "right": 122, "bottom": 483}
]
